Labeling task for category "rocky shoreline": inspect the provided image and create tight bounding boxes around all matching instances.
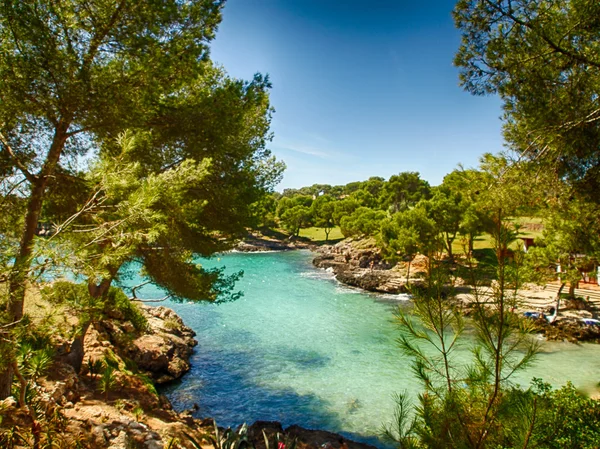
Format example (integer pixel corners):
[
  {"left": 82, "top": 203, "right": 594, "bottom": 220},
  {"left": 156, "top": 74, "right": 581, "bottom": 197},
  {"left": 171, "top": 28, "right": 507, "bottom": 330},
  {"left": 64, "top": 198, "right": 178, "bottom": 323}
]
[
  {"left": 312, "top": 238, "right": 415, "bottom": 294},
  {"left": 236, "top": 231, "right": 315, "bottom": 252},
  {"left": 0, "top": 300, "right": 380, "bottom": 449},
  {"left": 1, "top": 304, "right": 205, "bottom": 448},
  {"left": 5, "top": 239, "right": 597, "bottom": 447},
  {"left": 312, "top": 238, "right": 600, "bottom": 344},
  {"left": 84, "top": 305, "right": 198, "bottom": 385}
]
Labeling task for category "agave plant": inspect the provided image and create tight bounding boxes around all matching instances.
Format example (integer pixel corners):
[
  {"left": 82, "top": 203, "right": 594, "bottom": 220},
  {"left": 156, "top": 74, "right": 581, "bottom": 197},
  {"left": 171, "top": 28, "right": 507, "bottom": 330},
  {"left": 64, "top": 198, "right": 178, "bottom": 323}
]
[
  {"left": 263, "top": 430, "right": 298, "bottom": 449},
  {"left": 198, "top": 420, "right": 254, "bottom": 449}
]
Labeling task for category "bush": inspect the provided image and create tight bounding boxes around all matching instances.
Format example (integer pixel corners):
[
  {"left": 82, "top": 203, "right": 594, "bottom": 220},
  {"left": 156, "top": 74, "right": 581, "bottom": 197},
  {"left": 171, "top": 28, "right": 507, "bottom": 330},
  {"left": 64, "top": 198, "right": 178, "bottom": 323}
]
[
  {"left": 530, "top": 380, "right": 600, "bottom": 448},
  {"left": 103, "top": 287, "right": 148, "bottom": 332},
  {"left": 42, "top": 281, "right": 147, "bottom": 331}
]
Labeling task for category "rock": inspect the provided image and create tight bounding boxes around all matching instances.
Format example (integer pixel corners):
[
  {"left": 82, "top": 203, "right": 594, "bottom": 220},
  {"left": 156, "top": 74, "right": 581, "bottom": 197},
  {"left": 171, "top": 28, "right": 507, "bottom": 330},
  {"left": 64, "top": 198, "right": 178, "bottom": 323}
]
[
  {"left": 563, "top": 298, "right": 589, "bottom": 311},
  {"left": 334, "top": 268, "right": 416, "bottom": 294},
  {"left": 313, "top": 238, "right": 409, "bottom": 294},
  {"left": 146, "top": 440, "right": 164, "bottom": 449},
  {"left": 130, "top": 334, "right": 171, "bottom": 371},
  {"left": 247, "top": 421, "right": 285, "bottom": 449},
  {"left": 286, "top": 425, "right": 378, "bottom": 449},
  {"left": 92, "top": 425, "right": 108, "bottom": 447},
  {"left": 236, "top": 231, "right": 298, "bottom": 252},
  {"left": 246, "top": 422, "right": 378, "bottom": 449},
  {"left": 127, "top": 327, "right": 193, "bottom": 384},
  {"left": 84, "top": 305, "right": 197, "bottom": 385},
  {"left": 108, "top": 431, "right": 132, "bottom": 449},
  {"left": 537, "top": 318, "right": 600, "bottom": 343}
]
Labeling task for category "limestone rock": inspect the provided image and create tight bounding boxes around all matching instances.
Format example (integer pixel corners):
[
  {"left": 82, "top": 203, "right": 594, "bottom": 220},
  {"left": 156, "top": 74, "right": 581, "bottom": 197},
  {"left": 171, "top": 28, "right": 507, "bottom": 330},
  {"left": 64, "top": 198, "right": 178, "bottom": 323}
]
[
  {"left": 128, "top": 306, "right": 197, "bottom": 384},
  {"left": 313, "top": 238, "right": 411, "bottom": 294}
]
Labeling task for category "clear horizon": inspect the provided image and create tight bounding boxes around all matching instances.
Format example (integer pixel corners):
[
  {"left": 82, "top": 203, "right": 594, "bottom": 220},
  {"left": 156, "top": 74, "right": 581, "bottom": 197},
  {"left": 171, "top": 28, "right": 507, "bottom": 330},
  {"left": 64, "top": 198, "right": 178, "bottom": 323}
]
[{"left": 210, "top": 0, "right": 505, "bottom": 190}]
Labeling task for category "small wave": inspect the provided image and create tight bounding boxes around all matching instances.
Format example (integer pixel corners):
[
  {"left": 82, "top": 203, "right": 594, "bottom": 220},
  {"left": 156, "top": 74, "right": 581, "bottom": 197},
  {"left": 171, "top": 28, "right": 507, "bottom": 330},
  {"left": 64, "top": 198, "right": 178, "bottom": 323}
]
[
  {"left": 300, "top": 271, "right": 336, "bottom": 281},
  {"left": 335, "top": 285, "right": 363, "bottom": 294},
  {"left": 373, "top": 293, "right": 411, "bottom": 301},
  {"left": 229, "top": 249, "right": 288, "bottom": 254}
]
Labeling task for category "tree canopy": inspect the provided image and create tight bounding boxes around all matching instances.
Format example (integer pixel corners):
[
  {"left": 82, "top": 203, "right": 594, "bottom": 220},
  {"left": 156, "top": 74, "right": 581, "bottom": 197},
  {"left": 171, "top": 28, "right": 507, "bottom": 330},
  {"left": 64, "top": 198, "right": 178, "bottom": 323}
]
[
  {"left": 454, "top": 0, "right": 600, "bottom": 201},
  {"left": 0, "top": 0, "right": 282, "bottom": 398}
]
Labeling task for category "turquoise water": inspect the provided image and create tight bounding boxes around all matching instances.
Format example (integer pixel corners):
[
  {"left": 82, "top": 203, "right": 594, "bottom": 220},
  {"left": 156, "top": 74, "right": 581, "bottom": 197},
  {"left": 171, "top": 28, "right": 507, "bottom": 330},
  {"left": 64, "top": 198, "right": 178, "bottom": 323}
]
[{"left": 131, "top": 251, "right": 600, "bottom": 446}]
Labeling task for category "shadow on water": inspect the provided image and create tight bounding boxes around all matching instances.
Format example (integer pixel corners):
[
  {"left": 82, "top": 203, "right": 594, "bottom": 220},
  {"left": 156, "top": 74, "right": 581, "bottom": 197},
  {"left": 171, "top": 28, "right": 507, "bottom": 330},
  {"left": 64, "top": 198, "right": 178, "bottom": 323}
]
[
  {"left": 160, "top": 342, "right": 394, "bottom": 449},
  {"left": 279, "top": 346, "right": 331, "bottom": 370},
  {"left": 160, "top": 344, "right": 341, "bottom": 430}
]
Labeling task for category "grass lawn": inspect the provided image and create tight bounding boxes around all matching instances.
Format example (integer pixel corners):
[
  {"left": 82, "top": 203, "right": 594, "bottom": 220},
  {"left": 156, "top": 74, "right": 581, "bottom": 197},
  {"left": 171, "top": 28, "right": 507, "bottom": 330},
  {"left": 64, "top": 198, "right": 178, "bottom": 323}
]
[
  {"left": 511, "top": 216, "right": 545, "bottom": 239},
  {"left": 299, "top": 226, "right": 344, "bottom": 244},
  {"left": 450, "top": 216, "right": 545, "bottom": 256}
]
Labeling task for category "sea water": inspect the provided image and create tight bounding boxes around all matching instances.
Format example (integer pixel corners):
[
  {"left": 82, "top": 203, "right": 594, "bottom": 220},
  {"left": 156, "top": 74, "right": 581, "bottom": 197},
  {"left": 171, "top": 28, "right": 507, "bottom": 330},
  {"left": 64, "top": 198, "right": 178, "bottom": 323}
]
[{"left": 129, "top": 250, "right": 600, "bottom": 446}]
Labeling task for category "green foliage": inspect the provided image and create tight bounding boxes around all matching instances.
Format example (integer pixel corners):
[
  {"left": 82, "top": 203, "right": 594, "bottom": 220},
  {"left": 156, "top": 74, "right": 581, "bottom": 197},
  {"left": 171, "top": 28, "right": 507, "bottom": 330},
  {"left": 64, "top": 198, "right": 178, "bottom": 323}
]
[
  {"left": 381, "top": 172, "right": 431, "bottom": 213},
  {"left": 105, "top": 288, "right": 148, "bottom": 332},
  {"left": 362, "top": 176, "right": 386, "bottom": 199},
  {"left": 279, "top": 205, "right": 312, "bottom": 237},
  {"left": 386, "top": 200, "right": 543, "bottom": 448},
  {"left": 339, "top": 207, "right": 386, "bottom": 238},
  {"left": 42, "top": 281, "right": 148, "bottom": 332},
  {"left": 349, "top": 189, "right": 378, "bottom": 209},
  {"left": 380, "top": 392, "right": 420, "bottom": 449},
  {"left": 454, "top": 0, "right": 600, "bottom": 202},
  {"left": 98, "top": 363, "right": 117, "bottom": 400},
  {"left": 332, "top": 198, "right": 360, "bottom": 226},
  {"left": 114, "top": 399, "right": 126, "bottom": 412},
  {"left": 19, "top": 346, "right": 53, "bottom": 383},
  {"left": 277, "top": 195, "right": 314, "bottom": 217},
  {"left": 422, "top": 189, "right": 466, "bottom": 261},
  {"left": 380, "top": 206, "right": 440, "bottom": 263},
  {"left": 132, "top": 405, "right": 144, "bottom": 422},
  {"left": 0, "top": 0, "right": 282, "bottom": 397},
  {"left": 311, "top": 195, "right": 336, "bottom": 241},
  {"left": 530, "top": 380, "right": 600, "bottom": 448},
  {"left": 250, "top": 193, "right": 280, "bottom": 229},
  {"left": 526, "top": 193, "right": 600, "bottom": 296},
  {"left": 57, "top": 133, "right": 250, "bottom": 304},
  {"left": 202, "top": 421, "right": 254, "bottom": 449}
]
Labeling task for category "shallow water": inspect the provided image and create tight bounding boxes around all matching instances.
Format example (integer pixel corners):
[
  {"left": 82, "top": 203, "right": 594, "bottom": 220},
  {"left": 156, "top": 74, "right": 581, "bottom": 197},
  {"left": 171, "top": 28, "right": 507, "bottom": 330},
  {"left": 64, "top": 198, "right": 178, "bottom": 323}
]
[{"left": 130, "top": 251, "right": 600, "bottom": 446}]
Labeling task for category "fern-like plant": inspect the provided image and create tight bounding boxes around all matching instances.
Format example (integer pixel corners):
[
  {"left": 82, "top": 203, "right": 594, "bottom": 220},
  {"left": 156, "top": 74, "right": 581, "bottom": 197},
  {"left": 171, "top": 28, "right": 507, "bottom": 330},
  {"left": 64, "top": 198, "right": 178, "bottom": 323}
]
[
  {"left": 98, "top": 364, "right": 117, "bottom": 400},
  {"left": 87, "top": 358, "right": 103, "bottom": 380}
]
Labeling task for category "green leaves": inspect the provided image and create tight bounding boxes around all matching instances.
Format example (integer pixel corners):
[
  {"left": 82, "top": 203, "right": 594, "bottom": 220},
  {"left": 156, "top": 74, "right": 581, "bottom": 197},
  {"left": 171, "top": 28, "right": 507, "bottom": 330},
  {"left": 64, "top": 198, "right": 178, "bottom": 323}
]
[
  {"left": 380, "top": 205, "right": 440, "bottom": 263},
  {"left": 339, "top": 207, "right": 386, "bottom": 238},
  {"left": 454, "top": 0, "right": 600, "bottom": 202}
]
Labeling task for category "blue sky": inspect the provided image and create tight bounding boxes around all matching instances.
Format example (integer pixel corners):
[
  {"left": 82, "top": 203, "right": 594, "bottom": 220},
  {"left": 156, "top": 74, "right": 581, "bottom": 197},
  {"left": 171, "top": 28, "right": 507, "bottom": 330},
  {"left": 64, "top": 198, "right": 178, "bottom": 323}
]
[{"left": 210, "top": 0, "right": 504, "bottom": 190}]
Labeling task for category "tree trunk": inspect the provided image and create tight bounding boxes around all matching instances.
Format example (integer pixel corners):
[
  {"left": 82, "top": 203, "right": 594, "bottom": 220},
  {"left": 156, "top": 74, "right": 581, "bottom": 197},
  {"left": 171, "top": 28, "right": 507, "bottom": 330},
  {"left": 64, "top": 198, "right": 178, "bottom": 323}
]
[
  {"left": 548, "top": 283, "right": 565, "bottom": 324},
  {"left": 63, "top": 321, "right": 92, "bottom": 373},
  {"left": 7, "top": 123, "right": 69, "bottom": 321},
  {"left": 0, "top": 365, "right": 13, "bottom": 399},
  {"left": 324, "top": 228, "right": 330, "bottom": 242},
  {"left": 445, "top": 233, "right": 454, "bottom": 263},
  {"left": 568, "top": 282, "right": 576, "bottom": 298},
  {"left": 469, "top": 235, "right": 474, "bottom": 257},
  {"left": 0, "top": 123, "right": 69, "bottom": 400}
]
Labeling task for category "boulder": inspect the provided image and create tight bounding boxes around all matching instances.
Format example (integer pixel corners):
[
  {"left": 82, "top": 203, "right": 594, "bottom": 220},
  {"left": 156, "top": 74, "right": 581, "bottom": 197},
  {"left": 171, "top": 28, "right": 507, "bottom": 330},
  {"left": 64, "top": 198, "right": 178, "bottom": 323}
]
[{"left": 127, "top": 306, "right": 197, "bottom": 384}]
